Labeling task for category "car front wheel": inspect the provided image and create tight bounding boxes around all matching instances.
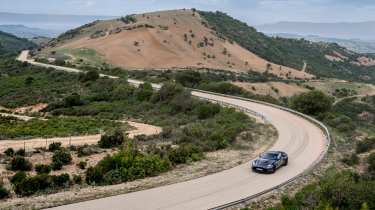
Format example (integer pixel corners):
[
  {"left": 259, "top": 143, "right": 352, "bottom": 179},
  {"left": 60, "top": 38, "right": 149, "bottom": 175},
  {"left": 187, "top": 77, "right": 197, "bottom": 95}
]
[{"left": 283, "top": 158, "right": 288, "bottom": 166}]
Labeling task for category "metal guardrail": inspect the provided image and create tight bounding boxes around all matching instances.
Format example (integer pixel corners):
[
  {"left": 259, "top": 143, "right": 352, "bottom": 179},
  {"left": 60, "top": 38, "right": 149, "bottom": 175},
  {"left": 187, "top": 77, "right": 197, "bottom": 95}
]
[
  {"left": 21, "top": 55, "right": 330, "bottom": 210},
  {"left": 190, "top": 89, "right": 331, "bottom": 210}
]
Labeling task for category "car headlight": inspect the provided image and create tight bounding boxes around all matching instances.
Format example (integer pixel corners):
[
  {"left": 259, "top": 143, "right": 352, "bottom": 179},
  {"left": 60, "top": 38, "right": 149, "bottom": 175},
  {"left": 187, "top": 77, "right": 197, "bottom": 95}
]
[
  {"left": 266, "top": 164, "right": 273, "bottom": 168},
  {"left": 252, "top": 161, "right": 256, "bottom": 166}
]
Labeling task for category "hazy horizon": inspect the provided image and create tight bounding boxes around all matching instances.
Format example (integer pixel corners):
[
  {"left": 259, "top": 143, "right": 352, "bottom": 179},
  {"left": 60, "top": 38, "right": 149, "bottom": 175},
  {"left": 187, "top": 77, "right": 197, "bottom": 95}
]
[{"left": 1, "top": 0, "right": 375, "bottom": 26}]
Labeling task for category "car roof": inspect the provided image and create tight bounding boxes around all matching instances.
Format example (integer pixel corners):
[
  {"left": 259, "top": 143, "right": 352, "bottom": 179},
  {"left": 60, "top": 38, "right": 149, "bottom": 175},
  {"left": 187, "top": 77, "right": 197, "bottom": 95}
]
[{"left": 263, "top": 151, "right": 281, "bottom": 154}]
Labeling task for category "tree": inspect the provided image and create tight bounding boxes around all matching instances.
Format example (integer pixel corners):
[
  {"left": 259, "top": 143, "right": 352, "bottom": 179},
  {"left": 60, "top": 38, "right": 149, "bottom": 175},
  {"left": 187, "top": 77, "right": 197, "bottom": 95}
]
[
  {"left": 290, "top": 90, "right": 333, "bottom": 117},
  {"left": 98, "top": 129, "right": 125, "bottom": 148},
  {"left": 10, "top": 156, "right": 32, "bottom": 171},
  {"left": 80, "top": 70, "right": 99, "bottom": 82},
  {"left": 135, "top": 82, "right": 153, "bottom": 101},
  {"left": 64, "top": 93, "right": 82, "bottom": 107},
  {"left": 52, "top": 149, "right": 72, "bottom": 165}
]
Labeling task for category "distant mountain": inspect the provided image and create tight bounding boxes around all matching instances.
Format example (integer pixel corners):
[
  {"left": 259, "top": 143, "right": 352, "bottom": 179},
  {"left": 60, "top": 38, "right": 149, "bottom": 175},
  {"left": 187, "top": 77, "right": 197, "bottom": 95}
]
[
  {"left": 0, "top": 24, "right": 58, "bottom": 38},
  {"left": 269, "top": 33, "right": 375, "bottom": 54},
  {"left": 256, "top": 21, "right": 375, "bottom": 41},
  {"left": 0, "top": 31, "right": 37, "bottom": 53},
  {"left": 0, "top": 12, "right": 116, "bottom": 34}
]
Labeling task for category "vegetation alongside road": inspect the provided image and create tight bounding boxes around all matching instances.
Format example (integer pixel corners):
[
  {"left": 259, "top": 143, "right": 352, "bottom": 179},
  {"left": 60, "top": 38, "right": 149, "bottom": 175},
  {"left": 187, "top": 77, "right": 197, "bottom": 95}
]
[
  {"left": 261, "top": 91, "right": 375, "bottom": 210},
  {"left": 0, "top": 115, "right": 119, "bottom": 139},
  {"left": 0, "top": 54, "right": 261, "bottom": 198}
]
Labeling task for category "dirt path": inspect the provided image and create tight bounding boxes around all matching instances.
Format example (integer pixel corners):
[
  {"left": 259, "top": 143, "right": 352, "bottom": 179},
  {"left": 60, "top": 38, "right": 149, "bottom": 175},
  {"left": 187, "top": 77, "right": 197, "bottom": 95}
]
[{"left": 0, "top": 121, "right": 161, "bottom": 152}]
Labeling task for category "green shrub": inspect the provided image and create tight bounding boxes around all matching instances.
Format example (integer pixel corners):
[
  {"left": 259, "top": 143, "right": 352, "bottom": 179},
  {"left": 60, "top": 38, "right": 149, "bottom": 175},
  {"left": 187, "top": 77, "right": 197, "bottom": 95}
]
[
  {"left": 270, "top": 170, "right": 375, "bottom": 210},
  {"left": 13, "top": 173, "right": 70, "bottom": 196},
  {"left": 77, "top": 161, "right": 87, "bottom": 169},
  {"left": 10, "top": 156, "right": 32, "bottom": 171},
  {"left": 10, "top": 171, "right": 27, "bottom": 185},
  {"left": 168, "top": 144, "right": 204, "bottom": 164},
  {"left": 356, "top": 138, "right": 375, "bottom": 154},
  {"left": 134, "top": 82, "right": 153, "bottom": 101},
  {"left": 73, "top": 174, "right": 82, "bottom": 184},
  {"left": 51, "top": 173, "right": 70, "bottom": 187},
  {"left": 368, "top": 153, "right": 375, "bottom": 173},
  {"left": 51, "top": 160, "right": 63, "bottom": 171},
  {"left": 14, "top": 174, "right": 50, "bottom": 196},
  {"left": 35, "top": 164, "right": 52, "bottom": 174},
  {"left": 86, "top": 147, "right": 171, "bottom": 185},
  {"left": 98, "top": 129, "right": 125, "bottom": 148},
  {"left": 52, "top": 149, "right": 72, "bottom": 165},
  {"left": 342, "top": 153, "right": 359, "bottom": 166},
  {"left": 85, "top": 166, "right": 104, "bottom": 184},
  {"left": 77, "top": 145, "right": 98, "bottom": 157},
  {"left": 290, "top": 91, "right": 333, "bottom": 117},
  {"left": 196, "top": 103, "right": 220, "bottom": 119},
  {"left": 4, "top": 148, "right": 14, "bottom": 157},
  {"left": 0, "top": 184, "right": 9, "bottom": 199},
  {"left": 64, "top": 93, "right": 82, "bottom": 107},
  {"left": 79, "top": 70, "right": 99, "bottom": 82},
  {"left": 48, "top": 142, "right": 62, "bottom": 151},
  {"left": 15, "top": 149, "right": 25, "bottom": 156}
]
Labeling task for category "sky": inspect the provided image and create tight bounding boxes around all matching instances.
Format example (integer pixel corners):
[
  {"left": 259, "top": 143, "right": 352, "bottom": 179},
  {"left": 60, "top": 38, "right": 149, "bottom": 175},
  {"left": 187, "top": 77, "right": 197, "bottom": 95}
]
[{"left": 1, "top": 0, "right": 375, "bottom": 25}]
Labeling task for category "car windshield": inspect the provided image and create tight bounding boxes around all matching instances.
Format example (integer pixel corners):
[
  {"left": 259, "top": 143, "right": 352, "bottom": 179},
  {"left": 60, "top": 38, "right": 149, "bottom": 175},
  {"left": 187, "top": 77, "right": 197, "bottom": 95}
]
[{"left": 260, "top": 153, "right": 279, "bottom": 160}]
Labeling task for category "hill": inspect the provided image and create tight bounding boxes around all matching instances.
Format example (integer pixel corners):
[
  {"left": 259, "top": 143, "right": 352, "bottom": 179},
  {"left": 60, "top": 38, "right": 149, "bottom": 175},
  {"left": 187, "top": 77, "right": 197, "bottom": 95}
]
[
  {"left": 199, "top": 11, "right": 375, "bottom": 83},
  {"left": 0, "top": 31, "right": 37, "bottom": 53},
  {"left": 36, "top": 9, "right": 312, "bottom": 80}
]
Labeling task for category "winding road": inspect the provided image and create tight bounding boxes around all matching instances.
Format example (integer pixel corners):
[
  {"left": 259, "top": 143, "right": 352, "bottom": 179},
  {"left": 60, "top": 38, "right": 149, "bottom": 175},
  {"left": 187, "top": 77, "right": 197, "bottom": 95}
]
[{"left": 17, "top": 51, "right": 329, "bottom": 210}]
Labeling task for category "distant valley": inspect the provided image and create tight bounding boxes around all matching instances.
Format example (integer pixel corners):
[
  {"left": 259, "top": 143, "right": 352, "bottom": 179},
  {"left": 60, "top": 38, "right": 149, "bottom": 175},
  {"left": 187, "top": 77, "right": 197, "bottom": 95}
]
[{"left": 268, "top": 33, "right": 375, "bottom": 54}]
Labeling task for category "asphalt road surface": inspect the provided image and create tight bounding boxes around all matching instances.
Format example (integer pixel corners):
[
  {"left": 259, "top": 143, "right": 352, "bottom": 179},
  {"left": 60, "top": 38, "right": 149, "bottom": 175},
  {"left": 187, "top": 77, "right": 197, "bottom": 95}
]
[{"left": 18, "top": 51, "right": 328, "bottom": 210}]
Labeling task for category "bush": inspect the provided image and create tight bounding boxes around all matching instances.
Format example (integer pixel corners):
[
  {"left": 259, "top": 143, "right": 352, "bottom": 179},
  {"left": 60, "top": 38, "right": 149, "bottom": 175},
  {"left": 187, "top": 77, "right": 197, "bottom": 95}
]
[
  {"left": 48, "top": 142, "right": 62, "bottom": 151},
  {"left": 0, "top": 184, "right": 9, "bottom": 199},
  {"left": 356, "top": 137, "right": 375, "bottom": 154},
  {"left": 10, "top": 156, "right": 32, "bottom": 171},
  {"left": 35, "top": 164, "right": 52, "bottom": 174},
  {"left": 10, "top": 171, "right": 27, "bottom": 185},
  {"left": 73, "top": 174, "right": 82, "bottom": 184},
  {"left": 51, "top": 160, "right": 63, "bottom": 171},
  {"left": 79, "top": 70, "right": 100, "bottom": 82},
  {"left": 168, "top": 145, "right": 204, "bottom": 165},
  {"left": 15, "top": 149, "right": 25, "bottom": 156},
  {"left": 13, "top": 173, "right": 70, "bottom": 196},
  {"left": 342, "top": 153, "right": 359, "bottom": 166},
  {"left": 64, "top": 93, "right": 82, "bottom": 107},
  {"left": 98, "top": 129, "right": 125, "bottom": 148},
  {"left": 77, "top": 144, "right": 98, "bottom": 157},
  {"left": 86, "top": 147, "right": 171, "bottom": 185},
  {"left": 52, "top": 149, "right": 72, "bottom": 165},
  {"left": 85, "top": 166, "right": 104, "bottom": 184},
  {"left": 77, "top": 161, "right": 87, "bottom": 169},
  {"left": 51, "top": 173, "right": 70, "bottom": 187},
  {"left": 290, "top": 91, "right": 333, "bottom": 117},
  {"left": 4, "top": 148, "right": 14, "bottom": 157},
  {"left": 134, "top": 82, "right": 153, "bottom": 101},
  {"left": 368, "top": 153, "right": 375, "bottom": 173},
  {"left": 196, "top": 103, "right": 220, "bottom": 119}
]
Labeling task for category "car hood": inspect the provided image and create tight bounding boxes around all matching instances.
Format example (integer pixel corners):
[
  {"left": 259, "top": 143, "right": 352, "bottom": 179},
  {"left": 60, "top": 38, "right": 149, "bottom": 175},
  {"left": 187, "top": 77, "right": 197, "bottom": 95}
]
[{"left": 253, "top": 158, "right": 276, "bottom": 166}]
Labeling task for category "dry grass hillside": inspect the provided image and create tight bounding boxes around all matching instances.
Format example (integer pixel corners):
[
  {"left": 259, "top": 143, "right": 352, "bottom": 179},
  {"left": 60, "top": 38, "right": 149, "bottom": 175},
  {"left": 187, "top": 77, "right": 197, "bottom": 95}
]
[
  {"left": 233, "top": 82, "right": 309, "bottom": 98},
  {"left": 39, "top": 9, "right": 313, "bottom": 79}
]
